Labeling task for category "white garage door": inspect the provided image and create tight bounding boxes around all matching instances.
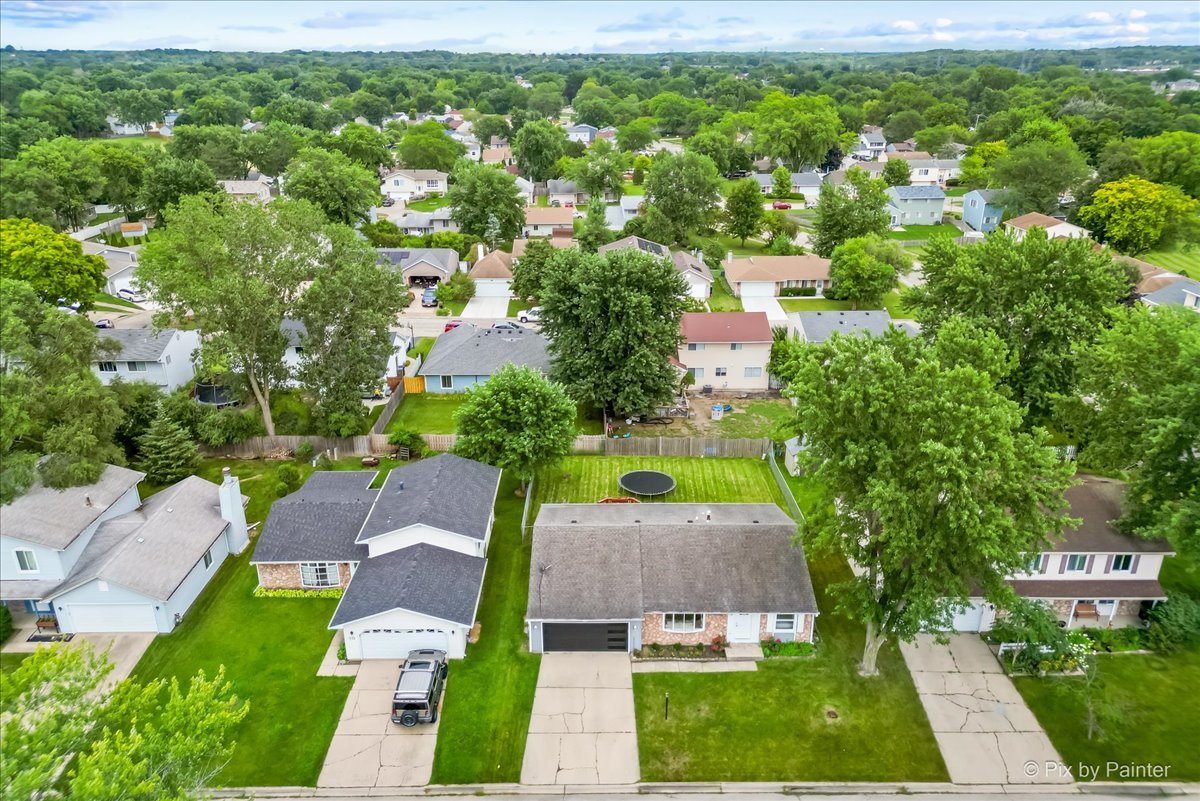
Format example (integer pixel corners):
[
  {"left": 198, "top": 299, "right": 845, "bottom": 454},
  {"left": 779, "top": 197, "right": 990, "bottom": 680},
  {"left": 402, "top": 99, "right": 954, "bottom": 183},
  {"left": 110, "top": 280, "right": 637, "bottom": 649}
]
[
  {"left": 950, "top": 601, "right": 988, "bottom": 632},
  {"left": 66, "top": 603, "right": 158, "bottom": 633},
  {"left": 359, "top": 629, "right": 449, "bottom": 659},
  {"left": 474, "top": 278, "right": 511, "bottom": 297},
  {"left": 739, "top": 281, "right": 775, "bottom": 298}
]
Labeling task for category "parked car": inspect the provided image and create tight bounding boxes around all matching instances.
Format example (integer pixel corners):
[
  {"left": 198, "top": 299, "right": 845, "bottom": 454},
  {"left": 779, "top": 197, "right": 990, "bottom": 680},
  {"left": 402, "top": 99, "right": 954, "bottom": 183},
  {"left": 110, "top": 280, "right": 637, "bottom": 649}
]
[
  {"left": 492, "top": 321, "right": 524, "bottom": 332},
  {"left": 549, "top": 199, "right": 561, "bottom": 207},
  {"left": 443, "top": 319, "right": 464, "bottom": 333},
  {"left": 56, "top": 299, "right": 81, "bottom": 312},
  {"left": 382, "top": 196, "right": 396, "bottom": 207},
  {"left": 572, "top": 210, "right": 585, "bottom": 219},
  {"left": 517, "top": 306, "right": 542, "bottom": 324},
  {"left": 116, "top": 288, "right": 146, "bottom": 303},
  {"left": 421, "top": 287, "right": 438, "bottom": 307},
  {"left": 94, "top": 319, "right": 114, "bottom": 329},
  {"left": 772, "top": 201, "right": 792, "bottom": 210},
  {"left": 564, "top": 201, "right": 574, "bottom": 208},
  {"left": 390, "top": 649, "right": 448, "bottom": 727}
]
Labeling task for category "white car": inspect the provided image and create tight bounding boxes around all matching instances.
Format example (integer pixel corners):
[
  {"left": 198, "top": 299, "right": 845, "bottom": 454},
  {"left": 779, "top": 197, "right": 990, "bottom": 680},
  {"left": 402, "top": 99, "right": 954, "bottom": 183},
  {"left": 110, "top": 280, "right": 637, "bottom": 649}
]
[
  {"left": 117, "top": 288, "right": 146, "bottom": 303},
  {"left": 517, "top": 306, "right": 542, "bottom": 324}
]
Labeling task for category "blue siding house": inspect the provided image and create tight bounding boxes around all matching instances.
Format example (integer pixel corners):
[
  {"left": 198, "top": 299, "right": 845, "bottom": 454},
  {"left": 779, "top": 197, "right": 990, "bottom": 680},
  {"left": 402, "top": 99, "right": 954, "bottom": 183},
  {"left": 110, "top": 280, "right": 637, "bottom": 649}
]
[
  {"left": 420, "top": 323, "right": 551, "bottom": 394},
  {"left": 963, "top": 189, "right": 1004, "bottom": 233}
]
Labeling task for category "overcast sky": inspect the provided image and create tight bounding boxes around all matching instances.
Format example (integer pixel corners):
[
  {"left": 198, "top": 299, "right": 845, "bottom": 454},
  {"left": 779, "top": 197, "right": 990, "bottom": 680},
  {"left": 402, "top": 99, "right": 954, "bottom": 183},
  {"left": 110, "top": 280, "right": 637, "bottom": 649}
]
[{"left": 2, "top": 1, "right": 1197, "bottom": 53}]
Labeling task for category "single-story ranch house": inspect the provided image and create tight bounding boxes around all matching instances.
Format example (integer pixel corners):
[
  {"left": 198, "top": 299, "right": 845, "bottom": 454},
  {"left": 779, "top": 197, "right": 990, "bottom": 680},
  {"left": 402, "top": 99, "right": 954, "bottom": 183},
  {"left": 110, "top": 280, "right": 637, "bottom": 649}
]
[
  {"left": 377, "top": 247, "right": 460, "bottom": 286},
  {"left": 419, "top": 323, "right": 550, "bottom": 393},
  {"left": 251, "top": 455, "right": 501, "bottom": 660},
  {"left": 526, "top": 503, "right": 819, "bottom": 652},
  {"left": 723, "top": 254, "right": 831, "bottom": 298},
  {"left": 1, "top": 465, "right": 248, "bottom": 633}
]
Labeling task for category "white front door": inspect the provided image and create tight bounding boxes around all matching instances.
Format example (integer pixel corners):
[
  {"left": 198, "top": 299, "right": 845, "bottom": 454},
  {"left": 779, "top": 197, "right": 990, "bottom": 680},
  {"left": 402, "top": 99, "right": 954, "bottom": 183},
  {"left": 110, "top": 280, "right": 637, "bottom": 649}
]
[{"left": 727, "top": 613, "right": 759, "bottom": 643}]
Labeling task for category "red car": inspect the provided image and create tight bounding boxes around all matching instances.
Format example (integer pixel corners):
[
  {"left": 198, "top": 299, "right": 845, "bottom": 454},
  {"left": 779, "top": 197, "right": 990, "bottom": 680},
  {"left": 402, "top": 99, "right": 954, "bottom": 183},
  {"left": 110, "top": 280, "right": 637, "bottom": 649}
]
[
  {"left": 443, "top": 320, "right": 464, "bottom": 333},
  {"left": 772, "top": 201, "right": 792, "bottom": 210}
]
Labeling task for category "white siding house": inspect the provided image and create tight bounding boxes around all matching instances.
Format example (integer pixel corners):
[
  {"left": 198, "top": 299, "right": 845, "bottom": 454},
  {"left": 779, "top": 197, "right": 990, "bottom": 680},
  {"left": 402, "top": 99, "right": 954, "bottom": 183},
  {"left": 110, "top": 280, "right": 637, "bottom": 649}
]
[{"left": 93, "top": 328, "right": 200, "bottom": 392}]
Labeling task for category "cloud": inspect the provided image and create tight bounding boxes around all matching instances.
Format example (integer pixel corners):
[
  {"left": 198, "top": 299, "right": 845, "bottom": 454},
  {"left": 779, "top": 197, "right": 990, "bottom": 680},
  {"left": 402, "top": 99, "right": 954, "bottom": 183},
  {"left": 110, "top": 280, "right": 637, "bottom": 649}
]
[
  {"left": 1129, "top": 8, "right": 1147, "bottom": 18},
  {"left": 892, "top": 19, "right": 919, "bottom": 32},
  {"left": 934, "top": 18, "right": 953, "bottom": 28},
  {"left": 0, "top": 0, "right": 124, "bottom": 28},
  {"left": 597, "top": 7, "right": 698, "bottom": 33},
  {"left": 931, "top": 30, "right": 955, "bottom": 42},
  {"left": 1125, "top": 22, "right": 1151, "bottom": 33},
  {"left": 1086, "top": 11, "right": 1113, "bottom": 23},
  {"left": 221, "top": 24, "right": 285, "bottom": 33},
  {"left": 98, "top": 34, "right": 201, "bottom": 49},
  {"left": 302, "top": 7, "right": 433, "bottom": 29},
  {"left": 716, "top": 15, "right": 750, "bottom": 24},
  {"left": 322, "top": 34, "right": 495, "bottom": 52},
  {"left": 595, "top": 30, "right": 767, "bottom": 52}
]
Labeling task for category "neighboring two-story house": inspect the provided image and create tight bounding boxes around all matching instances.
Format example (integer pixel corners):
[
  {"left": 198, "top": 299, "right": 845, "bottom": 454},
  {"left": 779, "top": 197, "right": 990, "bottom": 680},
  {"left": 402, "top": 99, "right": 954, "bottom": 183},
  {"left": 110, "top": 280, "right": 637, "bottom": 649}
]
[
  {"left": 93, "top": 328, "right": 201, "bottom": 392},
  {"left": 566, "top": 123, "right": 598, "bottom": 144},
  {"left": 250, "top": 455, "right": 501, "bottom": 659},
  {"left": 390, "top": 208, "right": 460, "bottom": 237},
  {"left": 949, "top": 475, "right": 1174, "bottom": 632},
  {"left": 900, "top": 158, "right": 961, "bottom": 187},
  {"left": 677, "top": 312, "right": 772, "bottom": 391},
  {"left": 962, "top": 188, "right": 1004, "bottom": 233},
  {"left": 1, "top": 465, "right": 248, "bottom": 634},
  {"left": 885, "top": 185, "right": 947, "bottom": 226},
  {"left": 854, "top": 129, "right": 887, "bottom": 161},
  {"left": 596, "top": 236, "right": 713, "bottom": 300},
  {"left": 380, "top": 169, "right": 449, "bottom": 203},
  {"left": 81, "top": 241, "right": 140, "bottom": 297}
]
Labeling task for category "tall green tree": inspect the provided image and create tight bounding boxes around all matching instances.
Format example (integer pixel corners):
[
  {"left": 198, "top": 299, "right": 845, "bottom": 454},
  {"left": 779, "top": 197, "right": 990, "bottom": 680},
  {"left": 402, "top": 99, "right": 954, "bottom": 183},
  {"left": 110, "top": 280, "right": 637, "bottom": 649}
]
[
  {"left": 828, "top": 236, "right": 898, "bottom": 309},
  {"left": 616, "top": 117, "right": 656, "bottom": 152},
  {"left": 723, "top": 178, "right": 765, "bottom": 247},
  {"left": 396, "top": 119, "right": 466, "bottom": 172},
  {"left": 906, "top": 229, "right": 1131, "bottom": 423},
  {"left": 0, "top": 218, "right": 106, "bottom": 306},
  {"left": 140, "top": 156, "right": 220, "bottom": 219},
  {"left": 90, "top": 141, "right": 152, "bottom": 214},
  {"left": 446, "top": 160, "right": 524, "bottom": 247},
  {"left": 138, "top": 196, "right": 329, "bottom": 435},
  {"left": 330, "top": 122, "right": 393, "bottom": 171},
  {"left": 245, "top": 121, "right": 313, "bottom": 177},
  {"left": 1079, "top": 176, "right": 1200, "bottom": 255},
  {"left": 770, "top": 165, "right": 792, "bottom": 198},
  {"left": 540, "top": 248, "right": 687, "bottom": 416},
  {"left": 811, "top": 168, "right": 890, "bottom": 257},
  {"left": 993, "top": 139, "right": 1089, "bottom": 214},
  {"left": 1130, "top": 131, "right": 1200, "bottom": 198},
  {"left": 882, "top": 158, "right": 912, "bottom": 187},
  {"left": 752, "top": 92, "right": 841, "bottom": 170},
  {"left": 295, "top": 227, "right": 410, "bottom": 436},
  {"left": 168, "top": 125, "right": 247, "bottom": 180},
  {"left": 958, "top": 141, "right": 1008, "bottom": 190},
  {"left": 138, "top": 413, "right": 199, "bottom": 483},
  {"left": 283, "top": 147, "right": 379, "bottom": 225},
  {"left": 568, "top": 138, "right": 625, "bottom": 200},
  {"left": 4, "top": 137, "right": 102, "bottom": 231},
  {"left": 1061, "top": 306, "right": 1199, "bottom": 557},
  {"left": 575, "top": 199, "right": 612, "bottom": 253},
  {"left": 472, "top": 115, "right": 512, "bottom": 147},
  {"left": 1, "top": 644, "right": 248, "bottom": 800},
  {"left": 779, "top": 322, "right": 1074, "bottom": 675},
  {"left": 643, "top": 151, "right": 721, "bottom": 245},
  {"left": 453, "top": 364, "right": 577, "bottom": 492},
  {"left": 512, "top": 119, "right": 566, "bottom": 182},
  {"left": 510, "top": 238, "right": 558, "bottom": 301}
]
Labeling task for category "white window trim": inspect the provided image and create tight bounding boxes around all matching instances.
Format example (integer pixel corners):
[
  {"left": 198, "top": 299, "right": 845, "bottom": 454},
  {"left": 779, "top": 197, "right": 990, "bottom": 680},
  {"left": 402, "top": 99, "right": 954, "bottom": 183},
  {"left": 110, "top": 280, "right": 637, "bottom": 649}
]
[
  {"left": 662, "top": 613, "right": 705, "bottom": 633},
  {"left": 97, "top": 361, "right": 117, "bottom": 373},
  {"left": 203, "top": 548, "right": 213, "bottom": 569},
  {"left": 439, "top": 375, "right": 453, "bottom": 389},
  {"left": 1065, "top": 554, "right": 1088, "bottom": 573},
  {"left": 300, "top": 562, "right": 339, "bottom": 588},
  {"left": 714, "top": 367, "right": 728, "bottom": 377},
  {"left": 14, "top": 549, "right": 38, "bottom": 573},
  {"left": 772, "top": 613, "right": 797, "bottom": 632},
  {"left": 1112, "top": 554, "right": 1133, "bottom": 572}
]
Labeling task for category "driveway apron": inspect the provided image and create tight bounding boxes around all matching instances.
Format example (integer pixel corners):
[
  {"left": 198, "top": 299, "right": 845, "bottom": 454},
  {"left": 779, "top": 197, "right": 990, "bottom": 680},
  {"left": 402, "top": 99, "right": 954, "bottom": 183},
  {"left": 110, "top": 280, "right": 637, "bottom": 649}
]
[
  {"left": 740, "top": 296, "right": 788, "bottom": 325},
  {"left": 521, "top": 653, "right": 639, "bottom": 785},
  {"left": 318, "top": 660, "right": 438, "bottom": 788},
  {"left": 901, "top": 633, "right": 1072, "bottom": 785},
  {"left": 462, "top": 295, "right": 510, "bottom": 319}
]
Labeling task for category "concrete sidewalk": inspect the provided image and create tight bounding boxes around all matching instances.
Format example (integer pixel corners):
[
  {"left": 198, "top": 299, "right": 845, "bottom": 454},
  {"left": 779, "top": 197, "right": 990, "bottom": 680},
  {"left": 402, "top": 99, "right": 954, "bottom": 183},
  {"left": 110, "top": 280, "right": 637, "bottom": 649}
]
[
  {"left": 521, "top": 653, "right": 639, "bottom": 785},
  {"left": 901, "top": 634, "right": 1072, "bottom": 785}
]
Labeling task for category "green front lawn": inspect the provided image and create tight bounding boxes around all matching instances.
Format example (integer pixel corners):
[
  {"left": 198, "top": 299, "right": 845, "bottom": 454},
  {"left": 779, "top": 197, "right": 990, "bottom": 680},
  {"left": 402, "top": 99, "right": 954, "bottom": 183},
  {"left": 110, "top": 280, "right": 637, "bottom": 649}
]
[
  {"left": 407, "top": 336, "right": 435, "bottom": 361},
  {"left": 883, "top": 289, "right": 913, "bottom": 318},
  {"left": 506, "top": 298, "right": 530, "bottom": 317},
  {"left": 622, "top": 182, "right": 645, "bottom": 196},
  {"left": 633, "top": 472, "right": 946, "bottom": 782},
  {"left": 1140, "top": 243, "right": 1196, "bottom": 275},
  {"left": 1, "top": 653, "right": 31, "bottom": 674},
  {"left": 534, "top": 455, "right": 786, "bottom": 507},
  {"left": 1015, "top": 647, "right": 1200, "bottom": 781},
  {"left": 713, "top": 234, "right": 771, "bottom": 257},
  {"left": 95, "top": 292, "right": 142, "bottom": 310},
  {"left": 440, "top": 299, "right": 468, "bottom": 316},
  {"left": 405, "top": 195, "right": 450, "bottom": 212},
  {"left": 711, "top": 398, "right": 794, "bottom": 439},
  {"left": 885, "top": 224, "right": 960, "bottom": 241},
  {"left": 944, "top": 187, "right": 969, "bottom": 197},
  {"left": 430, "top": 473, "right": 540, "bottom": 782},
  {"left": 707, "top": 272, "right": 743, "bottom": 312},
  {"left": 387, "top": 393, "right": 467, "bottom": 434},
  {"left": 779, "top": 297, "right": 859, "bottom": 312}
]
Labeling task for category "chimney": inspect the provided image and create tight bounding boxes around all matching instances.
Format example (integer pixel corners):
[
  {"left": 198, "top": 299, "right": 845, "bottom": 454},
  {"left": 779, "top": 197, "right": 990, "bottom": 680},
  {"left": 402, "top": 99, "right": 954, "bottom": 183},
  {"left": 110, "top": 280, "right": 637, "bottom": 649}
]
[
  {"left": 725, "top": 250, "right": 733, "bottom": 265},
  {"left": 219, "top": 467, "right": 249, "bottom": 555},
  {"left": 477, "top": 242, "right": 486, "bottom": 262}
]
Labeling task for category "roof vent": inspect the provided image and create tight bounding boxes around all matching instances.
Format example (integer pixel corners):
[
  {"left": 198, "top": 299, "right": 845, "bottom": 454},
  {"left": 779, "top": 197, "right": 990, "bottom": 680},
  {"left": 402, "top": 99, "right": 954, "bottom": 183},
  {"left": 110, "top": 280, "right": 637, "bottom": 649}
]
[
  {"left": 752, "top": 520, "right": 760, "bottom": 524},
  {"left": 570, "top": 519, "right": 577, "bottom": 524},
  {"left": 136, "top": 537, "right": 145, "bottom": 543},
  {"left": 166, "top": 507, "right": 173, "bottom": 513}
]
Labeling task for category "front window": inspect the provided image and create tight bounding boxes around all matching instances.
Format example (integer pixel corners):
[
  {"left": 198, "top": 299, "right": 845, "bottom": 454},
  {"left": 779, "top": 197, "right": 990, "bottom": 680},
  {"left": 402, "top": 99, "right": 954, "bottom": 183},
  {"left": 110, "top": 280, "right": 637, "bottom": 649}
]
[
  {"left": 439, "top": 375, "right": 453, "bottom": 389},
  {"left": 126, "top": 361, "right": 147, "bottom": 372},
  {"left": 687, "top": 343, "right": 704, "bottom": 351},
  {"left": 203, "top": 548, "right": 213, "bottom": 569},
  {"left": 773, "top": 613, "right": 796, "bottom": 633},
  {"left": 744, "top": 367, "right": 762, "bottom": 378},
  {"left": 98, "top": 362, "right": 117, "bottom": 372},
  {"left": 300, "top": 562, "right": 339, "bottom": 588},
  {"left": 663, "top": 613, "right": 705, "bottom": 633},
  {"left": 15, "top": 549, "right": 38, "bottom": 572},
  {"left": 1026, "top": 554, "right": 1042, "bottom": 573},
  {"left": 1066, "top": 554, "right": 1087, "bottom": 572},
  {"left": 730, "top": 343, "right": 743, "bottom": 351},
  {"left": 714, "top": 367, "right": 727, "bottom": 377},
  {"left": 1112, "top": 554, "right": 1133, "bottom": 572},
  {"left": 425, "top": 179, "right": 438, "bottom": 188}
]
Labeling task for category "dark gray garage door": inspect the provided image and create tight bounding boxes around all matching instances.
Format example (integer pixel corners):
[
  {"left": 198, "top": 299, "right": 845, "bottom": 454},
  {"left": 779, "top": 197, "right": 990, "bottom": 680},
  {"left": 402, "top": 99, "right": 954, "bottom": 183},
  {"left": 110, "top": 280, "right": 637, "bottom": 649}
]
[{"left": 543, "top": 622, "right": 629, "bottom": 652}]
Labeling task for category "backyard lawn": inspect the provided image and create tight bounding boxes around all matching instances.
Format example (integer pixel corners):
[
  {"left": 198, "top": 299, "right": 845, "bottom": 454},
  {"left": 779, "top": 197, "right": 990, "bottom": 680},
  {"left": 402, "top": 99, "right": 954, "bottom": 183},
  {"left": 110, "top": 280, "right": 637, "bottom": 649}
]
[
  {"left": 710, "top": 398, "right": 794, "bottom": 439},
  {"left": 533, "top": 455, "right": 786, "bottom": 507},
  {"left": 707, "top": 272, "right": 743, "bottom": 312},
  {"left": 622, "top": 182, "right": 645, "bottom": 196},
  {"left": 713, "top": 234, "right": 771, "bottom": 257},
  {"left": 407, "top": 336, "right": 435, "bottom": 361},
  {"left": 633, "top": 473, "right": 947, "bottom": 782},
  {"left": 430, "top": 473, "right": 540, "bottom": 783},
  {"left": 1140, "top": 243, "right": 1196, "bottom": 274},
  {"left": 885, "top": 224, "right": 959, "bottom": 241},
  {"left": 387, "top": 394, "right": 466, "bottom": 434},
  {"left": 883, "top": 289, "right": 914, "bottom": 318},
  {"left": 405, "top": 195, "right": 450, "bottom": 212}
]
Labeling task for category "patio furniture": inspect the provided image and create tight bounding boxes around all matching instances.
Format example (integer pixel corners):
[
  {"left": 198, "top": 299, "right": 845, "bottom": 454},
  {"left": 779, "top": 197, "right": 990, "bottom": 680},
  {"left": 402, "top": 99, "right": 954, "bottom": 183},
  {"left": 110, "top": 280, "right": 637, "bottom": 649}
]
[
  {"left": 35, "top": 617, "right": 59, "bottom": 632},
  {"left": 1075, "top": 603, "right": 1100, "bottom": 620}
]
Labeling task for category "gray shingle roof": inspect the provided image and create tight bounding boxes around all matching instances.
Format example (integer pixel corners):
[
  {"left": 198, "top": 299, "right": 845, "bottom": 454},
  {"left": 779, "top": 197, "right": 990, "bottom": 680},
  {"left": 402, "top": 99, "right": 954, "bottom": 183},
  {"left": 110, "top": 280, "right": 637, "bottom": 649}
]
[
  {"left": 357, "top": 454, "right": 501, "bottom": 542},
  {"left": 971, "top": 189, "right": 1001, "bottom": 203},
  {"left": 752, "top": 171, "right": 822, "bottom": 189},
  {"left": 251, "top": 472, "right": 377, "bottom": 563},
  {"left": 419, "top": 324, "right": 550, "bottom": 378},
  {"left": 1051, "top": 476, "right": 1173, "bottom": 555},
  {"left": 376, "top": 248, "right": 458, "bottom": 274},
  {"left": 95, "top": 329, "right": 184, "bottom": 362},
  {"left": 790, "top": 310, "right": 905, "bottom": 343},
  {"left": 1143, "top": 278, "right": 1200, "bottom": 308},
  {"left": 1, "top": 464, "right": 144, "bottom": 550},
  {"left": 547, "top": 178, "right": 580, "bottom": 194},
  {"left": 597, "top": 235, "right": 670, "bottom": 258},
  {"left": 50, "top": 475, "right": 235, "bottom": 602},
  {"left": 862, "top": 132, "right": 886, "bottom": 145},
  {"left": 329, "top": 543, "right": 485, "bottom": 627},
  {"left": 527, "top": 504, "right": 818, "bottom": 620},
  {"left": 888, "top": 185, "right": 946, "bottom": 200}
]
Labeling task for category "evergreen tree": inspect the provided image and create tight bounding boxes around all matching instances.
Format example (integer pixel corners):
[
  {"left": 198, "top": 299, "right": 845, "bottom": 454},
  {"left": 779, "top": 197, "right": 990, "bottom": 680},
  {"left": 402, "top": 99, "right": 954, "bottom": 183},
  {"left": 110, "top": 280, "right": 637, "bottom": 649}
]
[{"left": 138, "top": 414, "right": 199, "bottom": 484}]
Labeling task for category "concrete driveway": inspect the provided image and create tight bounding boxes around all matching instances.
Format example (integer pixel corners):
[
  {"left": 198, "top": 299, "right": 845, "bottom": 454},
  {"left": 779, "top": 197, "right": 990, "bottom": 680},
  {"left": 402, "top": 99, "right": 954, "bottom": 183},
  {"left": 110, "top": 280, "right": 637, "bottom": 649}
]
[
  {"left": 462, "top": 295, "right": 510, "bottom": 319},
  {"left": 741, "top": 296, "right": 788, "bottom": 325},
  {"left": 318, "top": 660, "right": 438, "bottom": 788},
  {"left": 521, "top": 653, "right": 639, "bottom": 785},
  {"left": 901, "top": 634, "right": 1071, "bottom": 785}
]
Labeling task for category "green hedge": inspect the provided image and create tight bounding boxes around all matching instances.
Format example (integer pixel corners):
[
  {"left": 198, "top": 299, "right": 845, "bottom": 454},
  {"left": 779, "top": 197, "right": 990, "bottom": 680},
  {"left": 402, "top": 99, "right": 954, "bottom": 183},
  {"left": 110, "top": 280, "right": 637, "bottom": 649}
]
[
  {"left": 779, "top": 287, "right": 817, "bottom": 297},
  {"left": 253, "top": 586, "right": 344, "bottom": 599},
  {"left": 0, "top": 605, "right": 12, "bottom": 644}
]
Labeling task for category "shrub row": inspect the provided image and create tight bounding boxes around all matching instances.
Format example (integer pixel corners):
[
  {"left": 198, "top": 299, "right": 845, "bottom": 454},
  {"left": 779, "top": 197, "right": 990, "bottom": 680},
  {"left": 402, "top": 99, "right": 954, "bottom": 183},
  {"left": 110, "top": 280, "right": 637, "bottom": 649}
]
[{"left": 252, "top": 587, "right": 344, "bottom": 599}]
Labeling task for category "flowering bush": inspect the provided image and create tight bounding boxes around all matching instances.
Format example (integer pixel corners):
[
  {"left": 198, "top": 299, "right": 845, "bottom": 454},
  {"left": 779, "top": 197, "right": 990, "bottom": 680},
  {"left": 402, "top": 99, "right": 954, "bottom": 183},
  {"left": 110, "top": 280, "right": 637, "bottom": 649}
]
[
  {"left": 253, "top": 586, "right": 344, "bottom": 599},
  {"left": 709, "top": 635, "right": 728, "bottom": 653}
]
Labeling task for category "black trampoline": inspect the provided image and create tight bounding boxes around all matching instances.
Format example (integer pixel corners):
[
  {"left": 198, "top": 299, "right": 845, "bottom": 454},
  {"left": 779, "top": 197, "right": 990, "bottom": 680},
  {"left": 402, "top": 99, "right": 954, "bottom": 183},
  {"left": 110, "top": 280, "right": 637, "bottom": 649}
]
[{"left": 618, "top": 470, "right": 676, "bottom": 497}]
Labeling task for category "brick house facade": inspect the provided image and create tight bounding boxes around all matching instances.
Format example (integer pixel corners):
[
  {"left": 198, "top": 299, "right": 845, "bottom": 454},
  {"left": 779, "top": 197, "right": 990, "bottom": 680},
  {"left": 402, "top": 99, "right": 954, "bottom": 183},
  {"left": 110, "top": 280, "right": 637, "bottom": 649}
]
[
  {"left": 255, "top": 562, "right": 354, "bottom": 590},
  {"left": 641, "top": 611, "right": 816, "bottom": 647}
]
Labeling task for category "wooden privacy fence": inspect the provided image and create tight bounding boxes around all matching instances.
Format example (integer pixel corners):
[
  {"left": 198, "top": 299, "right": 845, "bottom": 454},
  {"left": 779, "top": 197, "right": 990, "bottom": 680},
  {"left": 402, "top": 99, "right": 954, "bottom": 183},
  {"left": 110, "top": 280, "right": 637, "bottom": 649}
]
[
  {"left": 403, "top": 375, "right": 426, "bottom": 394},
  {"left": 205, "top": 433, "right": 770, "bottom": 459}
]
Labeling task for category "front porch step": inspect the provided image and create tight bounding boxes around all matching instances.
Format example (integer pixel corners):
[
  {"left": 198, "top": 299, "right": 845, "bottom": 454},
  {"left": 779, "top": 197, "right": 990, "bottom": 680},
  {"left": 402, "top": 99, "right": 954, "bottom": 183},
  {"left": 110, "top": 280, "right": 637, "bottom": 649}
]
[{"left": 725, "top": 643, "right": 764, "bottom": 662}]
